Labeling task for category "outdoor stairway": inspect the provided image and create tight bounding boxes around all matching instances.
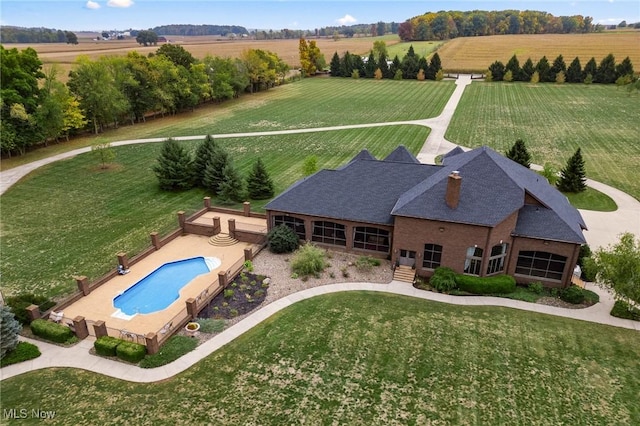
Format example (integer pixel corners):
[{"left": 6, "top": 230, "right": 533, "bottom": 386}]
[
  {"left": 208, "top": 233, "right": 239, "bottom": 247},
  {"left": 393, "top": 265, "right": 416, "bottom": 283}
]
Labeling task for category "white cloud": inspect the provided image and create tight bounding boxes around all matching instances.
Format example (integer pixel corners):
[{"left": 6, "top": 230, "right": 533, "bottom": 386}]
[
  {"left": 337, "top": 14, "right": 357, "bottom": 25},
  {"left": 107, "top": 0, "right": 134, "bottom": 8},
  {"left": 86, "top": 1, "right": 101, "bottom": 10}
]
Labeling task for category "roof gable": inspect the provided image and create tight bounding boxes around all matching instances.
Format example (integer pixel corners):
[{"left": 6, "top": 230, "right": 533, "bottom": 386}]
[{"left": 383, "top": 145, "right": 420, "bottom": 164}]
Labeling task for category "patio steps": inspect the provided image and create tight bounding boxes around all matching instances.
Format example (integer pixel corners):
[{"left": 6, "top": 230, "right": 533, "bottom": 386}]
[
  {"left": 393, "top": 265, "right": 416, "bottom": 283},
  {"left": 208, "top": 233, "right": 239, "bottom": 247}
]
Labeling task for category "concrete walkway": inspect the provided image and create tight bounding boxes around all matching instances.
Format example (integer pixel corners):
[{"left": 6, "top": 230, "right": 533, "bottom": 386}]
[{"left": 1, "top": 280, "right": 637, "bottom": 382}]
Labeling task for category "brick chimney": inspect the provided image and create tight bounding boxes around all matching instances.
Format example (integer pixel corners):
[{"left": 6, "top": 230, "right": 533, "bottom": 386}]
[{"left": 445, "top": 171, "right": 462, "bottom": 209}]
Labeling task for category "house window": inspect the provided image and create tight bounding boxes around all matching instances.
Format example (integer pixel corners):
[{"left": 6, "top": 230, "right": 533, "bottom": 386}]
[
  {"left": 486, "top": 243, "right": 508, "bottom": 275},
  {"left": 464, "top": 246, "right": 483, "bottom": 276},
  {"left": 515, "top": 251, "right": 567, "bottom": 281},
  {"left": 273, "top": 215, "right": 306, "bottom": 240},
  {"left": 422, "top": 244, "right": 443, "bottom": 269},
  {"left": 312, "top": 221, "right": 346, "bottom": 246},
  {"left": 353, "top": 227, "right": 389, "bottom": 253}
]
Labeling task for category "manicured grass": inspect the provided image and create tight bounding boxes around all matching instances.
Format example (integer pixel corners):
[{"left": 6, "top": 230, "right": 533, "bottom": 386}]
[
  {"left": 447, "top": 82, "right": 640, "bottom": 201},
  {"left": 0, "top": 342, "right": 41, "bottom": 367},
  {"left": 2, "top": 292, "right": 639, "bottom": 424},
  {"left": 564, "top": 187, "right": 618, "bottom": 212},
  {"left": 0, "top": 78, "right": 454, "bottom": 170},
  {"left": 437, "top": 32, "right": 640, "bottom": 73},
  {"left": 0, "top": 126, "right": 429, "bottom": 298},
  {"left": 139, "top": 335, "right": 198, "bottom": 369},
  {"left": 386, "top": 40, "right": 445, "bottom": 59}
]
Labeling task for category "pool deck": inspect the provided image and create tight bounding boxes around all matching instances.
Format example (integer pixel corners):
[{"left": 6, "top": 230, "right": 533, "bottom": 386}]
[
  {"left": 192, "top": 210, "right": 268, "bottom": 232},
  {"left": 61, "top": 233, "right": 257, "bottom": 337}
]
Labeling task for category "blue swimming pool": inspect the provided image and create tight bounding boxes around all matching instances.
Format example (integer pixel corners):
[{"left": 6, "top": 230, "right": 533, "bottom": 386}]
[{"left": 113, "top": 256, "right": 221, "bottom": 316}]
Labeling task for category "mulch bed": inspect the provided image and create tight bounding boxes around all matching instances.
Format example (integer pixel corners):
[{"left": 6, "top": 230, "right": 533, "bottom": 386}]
[{"left": 199, "top": 272, "right": 270, "bottom": 319}]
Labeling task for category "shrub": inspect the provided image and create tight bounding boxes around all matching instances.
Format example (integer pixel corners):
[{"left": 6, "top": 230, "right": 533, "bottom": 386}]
[
  {"left": 610, "top": 300, "right": 640, "bottom": 321},
  {"left": 30, "top": 319, "right": 74, "bottom": 344},
  {"left": 1, "top": 305, "right": 21, "bottom": 359},
  {"left": 267, "top": 224, "right": 299, "bottom": 254},
  {"left": 229, "top": 309, "right": 239, "bottom": 317},
  {"left": 355, "top": 255, "right": 381, "bottom": 271},
  {"left": 224, "top": 289, "right": 234, "bottom": 298},
  {"left": 429, "top": 267, "right": 458, "bottom": 292},
  {"left": 243, "top": 260, "right": 254, "bottom": 272},
  {"left": 528, "top": 282, "right": 544, "bottom": 295},
  {"left": 455, "top": 274, "right": 516, "bottom": 294},
  {"left": 5, "top": 293, "right": 55, "bottom": 325},
  {"left": 94, "top": 336, "right": 121, "bottom": 357},
  {"left": 341, "top": 267, "right": 350, "bottom": 278},
  {"left": 291, "top": 243, "right": 327, "bottom": 277},
  {"left": 560, "top": 285, "right": 585, "bottom": 304},
  {"left": 197, "top": 318, "right": 225, "bottom": 334},
  {"left": 0, "top": 341, "right": 41, "bottom": 367},
  {"left": 116, "top": 341, "right": 147, "bottom": 363},
  {"left": 139, "top": 335, "right": 197, "bottom": 368}
]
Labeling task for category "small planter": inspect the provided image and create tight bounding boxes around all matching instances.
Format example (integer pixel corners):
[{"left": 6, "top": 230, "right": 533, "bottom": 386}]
[{"left": 185, "top": 322, "right": 200, "bottom": 337}]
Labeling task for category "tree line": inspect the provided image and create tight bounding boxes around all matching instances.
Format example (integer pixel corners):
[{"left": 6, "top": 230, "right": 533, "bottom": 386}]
[
  {"left": 329, "top": 44, "right": 443, "bottom": 80},
  {"left": 0, "top": 26, "right": 78, "bottom": 44},
  {"left": 485, "top": 53, "right": 635, "bottom": 84},
  {"left": 0, "top": 44, "right": 288, "bottom": 157},
  {"left": 399, "top": 10, "right": 596, "bottom": 41},
  {"left": 151, "top": 24, "right": 248, "bottom": 36}
]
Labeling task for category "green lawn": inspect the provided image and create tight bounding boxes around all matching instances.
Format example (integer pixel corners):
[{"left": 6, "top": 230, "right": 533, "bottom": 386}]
[
  {"left": 2, "top": 292, "right": 639, "bottom": 425},
  {"left": 446, "top": 82, "right": 640, "bottom": 201},
  {"left": 0, "top": 126, "right": 429, "bottom": 298},
  {"left": 0, "top": 78, "right": 454, "bottom": 169},
  {"left": 386, "top": 40, "right": 446, "bottom": 60},
  {"left": 564, "top": 187, "right": 618, "bottom": 212}
]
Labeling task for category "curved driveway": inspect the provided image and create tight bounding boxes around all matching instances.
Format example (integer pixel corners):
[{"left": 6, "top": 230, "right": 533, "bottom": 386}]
[{"left": 1, "top": 74, "right": 637, "bottom": 249}]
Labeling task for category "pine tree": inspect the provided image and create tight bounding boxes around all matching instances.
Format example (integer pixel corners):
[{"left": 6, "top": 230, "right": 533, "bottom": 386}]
[
  {"left": 427, "top": 52, "right": 442, "bottom": 80},
  {"left": 583, "top": 57, "right": 597, "bottom": 82},
  {"left": 596, "top": 53, "right": 617, "bottom": 84},
  {"left": 566, "top": 57, "right": 582, "bottom": 83},
  {"left": 557, "top": 148, "right": 587, "bottom": 193},
  {"left": 193, "top": 134, "right": 218, "bottom": 187},
  {"left": 615, "top": 56, "right": 634, "bottom": 80},
  {"left": 1, "top": 305, "right": 21, "bottom": 359},
  {"left": 378, "top": 52, "right": 390, "bottom": 78},
  {"left": 505, "top": 139, "right": 531, "bottom": 168},
  {"left": 505, "top": 54, "right": 521, "bottom": 81},
  {"left": 549, "top": 54, "right": 566, "bottom": 82},
  {"left": 329, "top": 52, "right": 342, "bottom": 77},
  {"left": 203, "top": 145, "right": 229, "bottom": 195},
  {"left": 247, "top": 158, "right": 274, "bottom": 199},
  {"left": 365, "top": 51, "right": 376, "bottom": 78},
  {"left": 218, "top": 162, "right": 245, "bottom": 203},
  {"left": 153, "top": 138, "right": 194, "bottom": 190},
  {"left": 521, "top": 58, "right": 535, "bottom": 81},
  {"left": 535, "top": 56, "right": 551, "bottom": 82}
]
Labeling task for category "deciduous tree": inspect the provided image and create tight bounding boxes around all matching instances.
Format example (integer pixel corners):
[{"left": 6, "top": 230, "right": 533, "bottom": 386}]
[
  {"left": 593, "top": 232, "right": 640, "bottom": 305},
  {"left": 136, "top": 30, "right": 158, "bottom": 46}
]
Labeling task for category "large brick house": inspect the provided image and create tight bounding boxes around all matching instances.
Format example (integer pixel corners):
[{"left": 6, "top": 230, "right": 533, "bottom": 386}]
[{"left": 265, "top": 146, "right": 587, "bottom": 288}]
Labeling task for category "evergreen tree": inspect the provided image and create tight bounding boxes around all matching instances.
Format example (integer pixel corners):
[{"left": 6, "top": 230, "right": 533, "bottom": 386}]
[
  {"left": 1, "top": 306, "right": 21, "bottom": 359},
  {"left": 549, "top": 54, "right": 566, "bottom": 82},
  {"left": 218, "top": 162, "right": 245, "bottom": 203},
  {"left": 418, "top": 57, "right": 429, "bottom": 79},
  {"left": 596, "top": 53, "right": 616, "bottom": 83},
  {"left": 247, "top": 158, "right": 274, "bottom": 199},
  {"left": 557, "top": 148, "right": 587, "bottom": 193},
  {"left": 365, "top": 51, "right": 377, "bottom": 78},
  {"left": 193, "top": 134, "right": 218, "bottom": 187},
  {"left": 615, "top": 56, "right": 634, "bottom": 80},
  {"left": 488, "top": 60, "right": 505, "bottom": 81},
  {"left": 329, "top": 52, "right": 342, "bottom": 77},
  {"left": 340, "top": 51, "right": 353, "bottom": 77},
  {"left": 401, "top": 45, "right": 419, "bottom": 79},
  {"left": 535, "top": 56, "right": 551, "bottom": 82},
  {"left": 505, "top": 54, "right": 521, "bottom": 81},
  {"left": 428, "top": 52, "right": 442, "bottom": 80},
  {"left": 505, "top": 139, "right": 531, "bottom": 168},
  {"left": 521, "top": 58, "right": 535, "bottom": 81},
  {"left": 153, "top": 138, "right": 194, "bottom": 190},
  {"left": 378, "top": 52, "right": 390, "bottom": 78},
  {"left": 566, "top": 57, "right": 582, "bottom": 83},
  {"left": 583, "top": 57, "right": 597, "bottom": 81},
  {"left": 389, "top": 55, "right": 401, "bottom": 78},
  {"left": 203, "top": 145, "right": 230, "bottom": 195}
]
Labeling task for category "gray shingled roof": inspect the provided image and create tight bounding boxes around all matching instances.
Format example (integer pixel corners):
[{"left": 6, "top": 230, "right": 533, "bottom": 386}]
[
  {"left": 348, "top": 149, "right": 376, "bottom": 163},
  {"left": 266, "top": 158, "right": 439, "bottom": 225},
  {"left": 383, "top": 145, "right": 420, "bottom": 163},
  {"left": 392, "top": 146, "right": 586, "bottom": 243},
  {"left": 443, "top": 146, "right": 465, "bottom": 159}
]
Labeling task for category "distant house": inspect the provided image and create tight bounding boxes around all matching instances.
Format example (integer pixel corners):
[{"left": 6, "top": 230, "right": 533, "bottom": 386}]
[
  {"left": 265, "top": 146, "right": 587, "bottom": 288},
  {"left": 157, "top": 36, "right": 168, "bottom": 43}
]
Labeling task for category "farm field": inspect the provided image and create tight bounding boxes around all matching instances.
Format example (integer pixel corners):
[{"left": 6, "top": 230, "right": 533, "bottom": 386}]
[
  {"left": 436, "top": 32, "right": 640, "bottom": 72},
  {"left": 0, "top": 126, "right": 430, "bottom": 298},
  {"left": 3, "top": 292, "right": 639, "bottom": 425},
  {"left": 446, "top": 82, "right": 640, "bottom": 201},
  {"left": 385, "top": 40, "right": 445, "bottom": 59},
  {"left": 1, "top": 78, "right": 455, "bottom": 170}
]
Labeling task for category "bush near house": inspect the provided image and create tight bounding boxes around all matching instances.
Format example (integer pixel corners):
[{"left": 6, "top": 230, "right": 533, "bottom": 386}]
[
  {"left": 30, "top": 319, "right": 75, "bottom": 344},
  {"left": 94, "top": 336, "right": 122, "bottom": 357},
  {"left": 455, "top": 274, "right": 516, "bottom": 294},
  {"left": 291, "top": 243, "right": 327, "bottom": 278},
  {"left": 5, "top": 293, "right": 55, "bottom": 325},
  {"left": 560, "top": 285, "right": 585, "bottom": 304},
  {"left": 116, "top": 341, "right": 147, "bottom": 363},
  {"left": 0, "top": 341, "right": 41, "bottom": 367},
  {"left": 267, "top": 224, "right": 299, "bottom": 253},
  {"left": 429, "top": 267, "right": 458, "bottom": 292},
  {"left": 610, "top": 300, "right": 640, "bottom": 321}
]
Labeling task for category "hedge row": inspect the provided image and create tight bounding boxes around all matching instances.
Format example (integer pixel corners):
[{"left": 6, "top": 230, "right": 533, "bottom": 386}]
[
  {"left": 428, "top": 267, "right": 516, "bottom": 294},
  {"left": 94, "top": 336, "right": 146, "bottom": 363},
  {"left": 30, "top": 319, "right": 74, "bottom": 344}
]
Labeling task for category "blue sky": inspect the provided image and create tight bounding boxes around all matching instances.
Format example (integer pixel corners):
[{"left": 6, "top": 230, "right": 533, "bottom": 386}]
[{"left": 1, "top": 1, "right": 638, "bottom": 32}]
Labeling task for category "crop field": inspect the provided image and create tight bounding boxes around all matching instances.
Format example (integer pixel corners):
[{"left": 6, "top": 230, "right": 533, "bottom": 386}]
[
  {"left": 3, "top": 292, "right": 640, "bottom": 425},
  {"left": 386, "top": 40, "right": 445, "bottom": 59},
  {"left": 1, "top": 78, "right": 454, "bottom": 169},
  {"left": 446, "top": 82, "right": 640, "bottom": 201},
  {"left": 436, "top": 32, "right": 640, "bottom": 72},
  {"left": 0, "top": 126, "right": 429, "bottom": 298}
]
